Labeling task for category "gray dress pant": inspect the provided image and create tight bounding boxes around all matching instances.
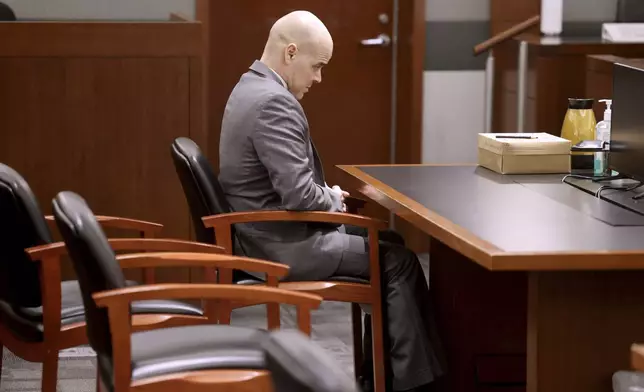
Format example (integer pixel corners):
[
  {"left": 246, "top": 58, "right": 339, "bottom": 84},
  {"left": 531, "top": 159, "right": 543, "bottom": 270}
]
[{"left": 334, "top": 226, "right": 445, "bottom": 391}]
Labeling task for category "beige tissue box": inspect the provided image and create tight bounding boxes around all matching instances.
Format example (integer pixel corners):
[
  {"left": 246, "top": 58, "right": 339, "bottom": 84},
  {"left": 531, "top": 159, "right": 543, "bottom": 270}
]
[{"left": 478, "top": 133, "right": 571, "bottom": 174}]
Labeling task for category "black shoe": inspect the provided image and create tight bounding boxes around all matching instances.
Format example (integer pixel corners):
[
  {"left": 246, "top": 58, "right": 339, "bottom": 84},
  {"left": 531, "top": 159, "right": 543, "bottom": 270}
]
[
  {"left": 400, "top": 382, "right": 437, "bottom": 392},
  {"left": 358, "top": 375, "right": 374, "bottom": 392}
]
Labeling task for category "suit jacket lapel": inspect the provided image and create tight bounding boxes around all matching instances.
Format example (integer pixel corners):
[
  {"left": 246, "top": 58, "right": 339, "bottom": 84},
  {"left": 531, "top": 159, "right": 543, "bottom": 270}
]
[{"left": 310, "top": 140, "right": 326, "bottom": 186}]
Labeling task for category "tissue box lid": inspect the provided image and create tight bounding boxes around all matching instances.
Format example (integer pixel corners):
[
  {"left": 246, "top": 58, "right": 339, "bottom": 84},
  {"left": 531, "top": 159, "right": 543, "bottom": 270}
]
[{"left": 478, "top": 133, "right": 571, "bottom": 156}]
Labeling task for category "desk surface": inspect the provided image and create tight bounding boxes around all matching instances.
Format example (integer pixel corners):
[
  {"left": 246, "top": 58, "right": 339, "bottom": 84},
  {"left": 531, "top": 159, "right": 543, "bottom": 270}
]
[
  {"left": 588, "top": 54, "right": 644, "bottom": 72},
  {"left": 339, "top": 164, "right": 644, "bottom": 271}
]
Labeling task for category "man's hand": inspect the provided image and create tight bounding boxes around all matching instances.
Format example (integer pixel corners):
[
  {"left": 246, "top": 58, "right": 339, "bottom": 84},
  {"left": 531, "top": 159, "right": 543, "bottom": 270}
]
[{"left": 330, "top": 185, "right": 350, "bottom": 212}]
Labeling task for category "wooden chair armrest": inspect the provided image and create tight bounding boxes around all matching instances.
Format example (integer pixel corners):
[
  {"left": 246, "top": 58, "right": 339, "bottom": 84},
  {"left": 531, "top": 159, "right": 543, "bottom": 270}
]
[
  {"left": 45, "top": 214, "right": 163, "bottom": 236},
  {"left": 26, "top": 238, "right": 224, "bottom": 261},
  {"left": 96, "top": 284, "right": 322, "bottom": 387},
  {"left": 202, "top": 211, "right": 387, "bottom": 231},
  {"left": 93, "top": 283, "right": 318, "bottom": 309},
  {"left": 632, "top": 344, "right": 644, "bottom": 371},
  {"left": 201, "top": 211, "right": 387, "bottom": 296},
  {"left": 115, "top": 252, "right": 288, "bottom": 279}
]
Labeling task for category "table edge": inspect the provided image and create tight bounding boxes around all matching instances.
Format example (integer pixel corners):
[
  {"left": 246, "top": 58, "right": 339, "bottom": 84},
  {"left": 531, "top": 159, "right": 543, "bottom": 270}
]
[
  {"left": 338, "top": 164, "right": 500, "bottom": 270},
  {"left": 339, "top": 165, "right": 644, "bottom": 272}
]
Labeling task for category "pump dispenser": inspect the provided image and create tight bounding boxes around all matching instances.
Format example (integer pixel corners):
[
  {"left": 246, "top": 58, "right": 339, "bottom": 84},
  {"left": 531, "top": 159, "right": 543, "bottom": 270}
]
[
  {"left": 594, "top": 99, "right": 612, "bottom": 176},
  {"left": 596, "top": 99, "right": 612, "bottom": 146},
  {"left": 599, "top": 99, "right": 612, "bottom": 122}
]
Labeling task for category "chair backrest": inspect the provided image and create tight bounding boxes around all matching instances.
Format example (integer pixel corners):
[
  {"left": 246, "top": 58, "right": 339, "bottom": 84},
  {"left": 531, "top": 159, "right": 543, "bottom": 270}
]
[
  {"left": 0, "top": 2, "right": 16, "bottom": 21},
  {"left": 0, "top": 163, "right": 53, "bottom": 307},
  {"left": 51, "top": 191, "right": 127, "bottom": 373},
  {"left": 170, "top": 137, "right": 234, "bottom": 243}
]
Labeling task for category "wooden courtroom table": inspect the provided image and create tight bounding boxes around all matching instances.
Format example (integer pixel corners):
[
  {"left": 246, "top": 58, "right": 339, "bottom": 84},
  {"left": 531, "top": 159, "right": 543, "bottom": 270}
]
[{"left": 339, "top": 164, "right": 644, "bottom": 392}]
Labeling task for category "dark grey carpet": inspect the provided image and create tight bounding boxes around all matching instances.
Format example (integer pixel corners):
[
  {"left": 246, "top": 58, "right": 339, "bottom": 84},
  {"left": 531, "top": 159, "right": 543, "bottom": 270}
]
[{"left": 1, "top": 254, "right": 429, "bottom": 392}]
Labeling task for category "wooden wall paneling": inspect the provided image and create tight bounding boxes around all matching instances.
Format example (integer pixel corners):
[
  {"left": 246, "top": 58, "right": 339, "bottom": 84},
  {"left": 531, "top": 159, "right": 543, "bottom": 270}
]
[
  {"left": 0, "top": 22, "right": 201, "bottom": 57},
  {"left": 64, "top": 58, "right": 192, "bottom": 283},
  {"left": 188, "top": 55, "right": 209, "bottom": 284},
  {"left": 494, "top": 40, "right": 518, "bottom": 132},
  {"left": 489, "top": 0, "right": 539, "bottom": 132},
  {"left": 490, "top": 0, "right": 540, "bottom": 26},
  {"left": 534, "top": 55, "right": 588, "bottom": 134},
  {"left": 0, "top": 22, "right": 203, "bottom": 283}
]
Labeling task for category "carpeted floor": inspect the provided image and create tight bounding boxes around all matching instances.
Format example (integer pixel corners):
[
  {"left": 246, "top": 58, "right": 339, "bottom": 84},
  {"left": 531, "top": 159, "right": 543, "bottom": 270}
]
[{"left": 1, "top": 255, "right": 429, "bottom": 392}]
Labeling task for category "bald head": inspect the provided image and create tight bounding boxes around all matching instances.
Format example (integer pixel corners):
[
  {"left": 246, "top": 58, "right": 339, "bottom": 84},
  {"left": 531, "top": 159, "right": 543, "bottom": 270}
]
[{"left": 260, "top": 11, "right": 333, "bottom": 100}]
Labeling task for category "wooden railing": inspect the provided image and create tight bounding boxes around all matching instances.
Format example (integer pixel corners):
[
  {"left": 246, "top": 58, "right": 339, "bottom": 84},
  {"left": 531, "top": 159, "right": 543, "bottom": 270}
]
[
  {"left": 473, "top": 15, "right": 540, "bottom": 133},
  {"left": 473, "top": 15, "right": 540, "bottom": 56}
]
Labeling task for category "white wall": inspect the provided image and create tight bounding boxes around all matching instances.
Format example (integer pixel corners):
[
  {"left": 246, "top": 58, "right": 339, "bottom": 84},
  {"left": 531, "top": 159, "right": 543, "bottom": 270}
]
[
  {"left": 563, "top": 0, "right": 618, "bottom": 22},
  {"left": 422, "top": 71, "right": 486, "bottom": 164},
  {"left": 3, "top": 0, "right": 194, "bottom": 20}
]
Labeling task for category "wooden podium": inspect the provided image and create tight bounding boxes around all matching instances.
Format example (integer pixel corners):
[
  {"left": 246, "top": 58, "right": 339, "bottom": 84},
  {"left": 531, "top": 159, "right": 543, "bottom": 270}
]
[
  {"left": 586, "top": 55, "right": 644, "bottom": 120},
  {"left": 475, "top": 16, "right": 644, "bottom": 135},
  {"left": 495, "top": 35, "right": 644, "bottom": 134}
]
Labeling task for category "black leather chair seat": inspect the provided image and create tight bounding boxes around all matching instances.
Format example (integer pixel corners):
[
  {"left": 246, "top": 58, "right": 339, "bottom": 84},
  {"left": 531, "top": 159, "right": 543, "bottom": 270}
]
[
  {"left": 235, "top": 275, "right": 369, "bottom": 286},
  {"left": 131, "top": 324, "right": 267, "bottom": 380},
  {"left": 328, "top": 276, "right": 369, "bottom": 284},
  {"left": 0, "top": 280, "right": 203, "bottom": 342}
]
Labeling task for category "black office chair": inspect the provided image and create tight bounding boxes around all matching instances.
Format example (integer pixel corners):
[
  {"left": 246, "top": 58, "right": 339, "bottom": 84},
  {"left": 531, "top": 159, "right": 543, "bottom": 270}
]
[
  {"left": 51, "top": 190, "right": 336, "bottom": 392},
  {"left": 170, "top": 137, "right": 389, "bottom": 390},
  {"left": 0, "top": 2, "right": 16, "bottom": 21},
  {"left": 0, "top": 163, "right": 223, "bottom": 392},
  {"left": 170, "top": 137, "right": 259, "bottom": 285}
]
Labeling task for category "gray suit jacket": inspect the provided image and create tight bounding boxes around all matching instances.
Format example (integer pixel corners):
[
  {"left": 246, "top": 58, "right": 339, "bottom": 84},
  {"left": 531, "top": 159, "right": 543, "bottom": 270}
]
[{"left": 219, "top": 60, "right": 363, "bottom": 281}]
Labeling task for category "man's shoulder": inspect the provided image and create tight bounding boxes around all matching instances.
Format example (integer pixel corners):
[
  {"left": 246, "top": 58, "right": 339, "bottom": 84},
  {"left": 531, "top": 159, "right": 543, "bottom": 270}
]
[{"left": 236, "top": 71, "right": 300, "bottom": 110}]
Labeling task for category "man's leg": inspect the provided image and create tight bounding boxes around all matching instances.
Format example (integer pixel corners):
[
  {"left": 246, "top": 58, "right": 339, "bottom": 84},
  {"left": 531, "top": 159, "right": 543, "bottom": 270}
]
[
  {"left": 335, "top": 235, "right": 445, "bottom": 391},
  {"left": 344, "top": 225, "right": 405, "bottom": 246}
]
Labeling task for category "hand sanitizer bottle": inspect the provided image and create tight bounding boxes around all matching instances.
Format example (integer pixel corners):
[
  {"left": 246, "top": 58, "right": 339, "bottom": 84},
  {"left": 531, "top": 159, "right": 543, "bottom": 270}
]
[{"left": 594, "top": 99, "right": 612, "bottom": 176}]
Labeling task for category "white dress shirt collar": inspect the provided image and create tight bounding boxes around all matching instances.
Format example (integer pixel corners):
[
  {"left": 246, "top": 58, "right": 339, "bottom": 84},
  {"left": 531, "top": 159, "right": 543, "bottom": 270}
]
[{"left": 268, "top": 67, "right": 287, "bottom": 88}]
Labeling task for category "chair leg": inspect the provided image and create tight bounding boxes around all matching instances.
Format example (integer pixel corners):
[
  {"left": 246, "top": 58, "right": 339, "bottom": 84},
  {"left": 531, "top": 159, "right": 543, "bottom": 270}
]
[
  {"left": 41, "top": 351, "right": 59, "bottom": 392},
  {"left": 370, "top": 302, "right": 387, "bottom": 392},
  {"left": 267, "top": 303, "right": 281, "bottom": 330},
  {"left": 0, "top": 340, "right": 4, "bottom": 389},
  {"left": 96, "top": 364, "right": 101, "bottom": 392},
  {"left": 219, "top": 303, "right": 232, "bottom": 324},
  {"left": 351, "top": 303, "right": 363, "bottom": 379}
]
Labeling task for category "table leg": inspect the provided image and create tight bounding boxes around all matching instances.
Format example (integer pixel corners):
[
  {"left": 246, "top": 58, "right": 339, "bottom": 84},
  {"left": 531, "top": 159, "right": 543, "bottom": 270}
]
[
  {"left": 430, "top": 239, "right": 527, "bottom": 392},
  {"left": 527, "top": 271, "right": 644, "bottom": 392}
]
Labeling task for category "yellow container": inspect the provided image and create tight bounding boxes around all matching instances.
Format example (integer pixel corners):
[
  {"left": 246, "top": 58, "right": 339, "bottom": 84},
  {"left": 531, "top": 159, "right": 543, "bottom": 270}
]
[{"left": 561, "top": 98, "right": 597, "bottom": 147}]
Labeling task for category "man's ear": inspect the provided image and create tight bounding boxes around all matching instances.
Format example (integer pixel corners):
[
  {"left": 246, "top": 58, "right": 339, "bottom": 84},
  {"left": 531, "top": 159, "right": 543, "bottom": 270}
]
[{"left": 285, "top": 43, "right": 298, "bottom": 63}]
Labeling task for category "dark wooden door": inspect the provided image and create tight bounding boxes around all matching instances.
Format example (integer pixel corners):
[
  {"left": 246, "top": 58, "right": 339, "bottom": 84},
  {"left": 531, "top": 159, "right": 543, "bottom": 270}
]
[{"left": 204, "top": 1, "right": 394, "bottom": 194}]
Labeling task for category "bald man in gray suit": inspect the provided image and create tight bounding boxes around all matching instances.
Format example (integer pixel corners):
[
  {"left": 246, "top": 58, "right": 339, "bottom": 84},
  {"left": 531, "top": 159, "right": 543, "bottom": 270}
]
[{"left": 218, "top": 10, "right": 444, "bottom": 392}]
